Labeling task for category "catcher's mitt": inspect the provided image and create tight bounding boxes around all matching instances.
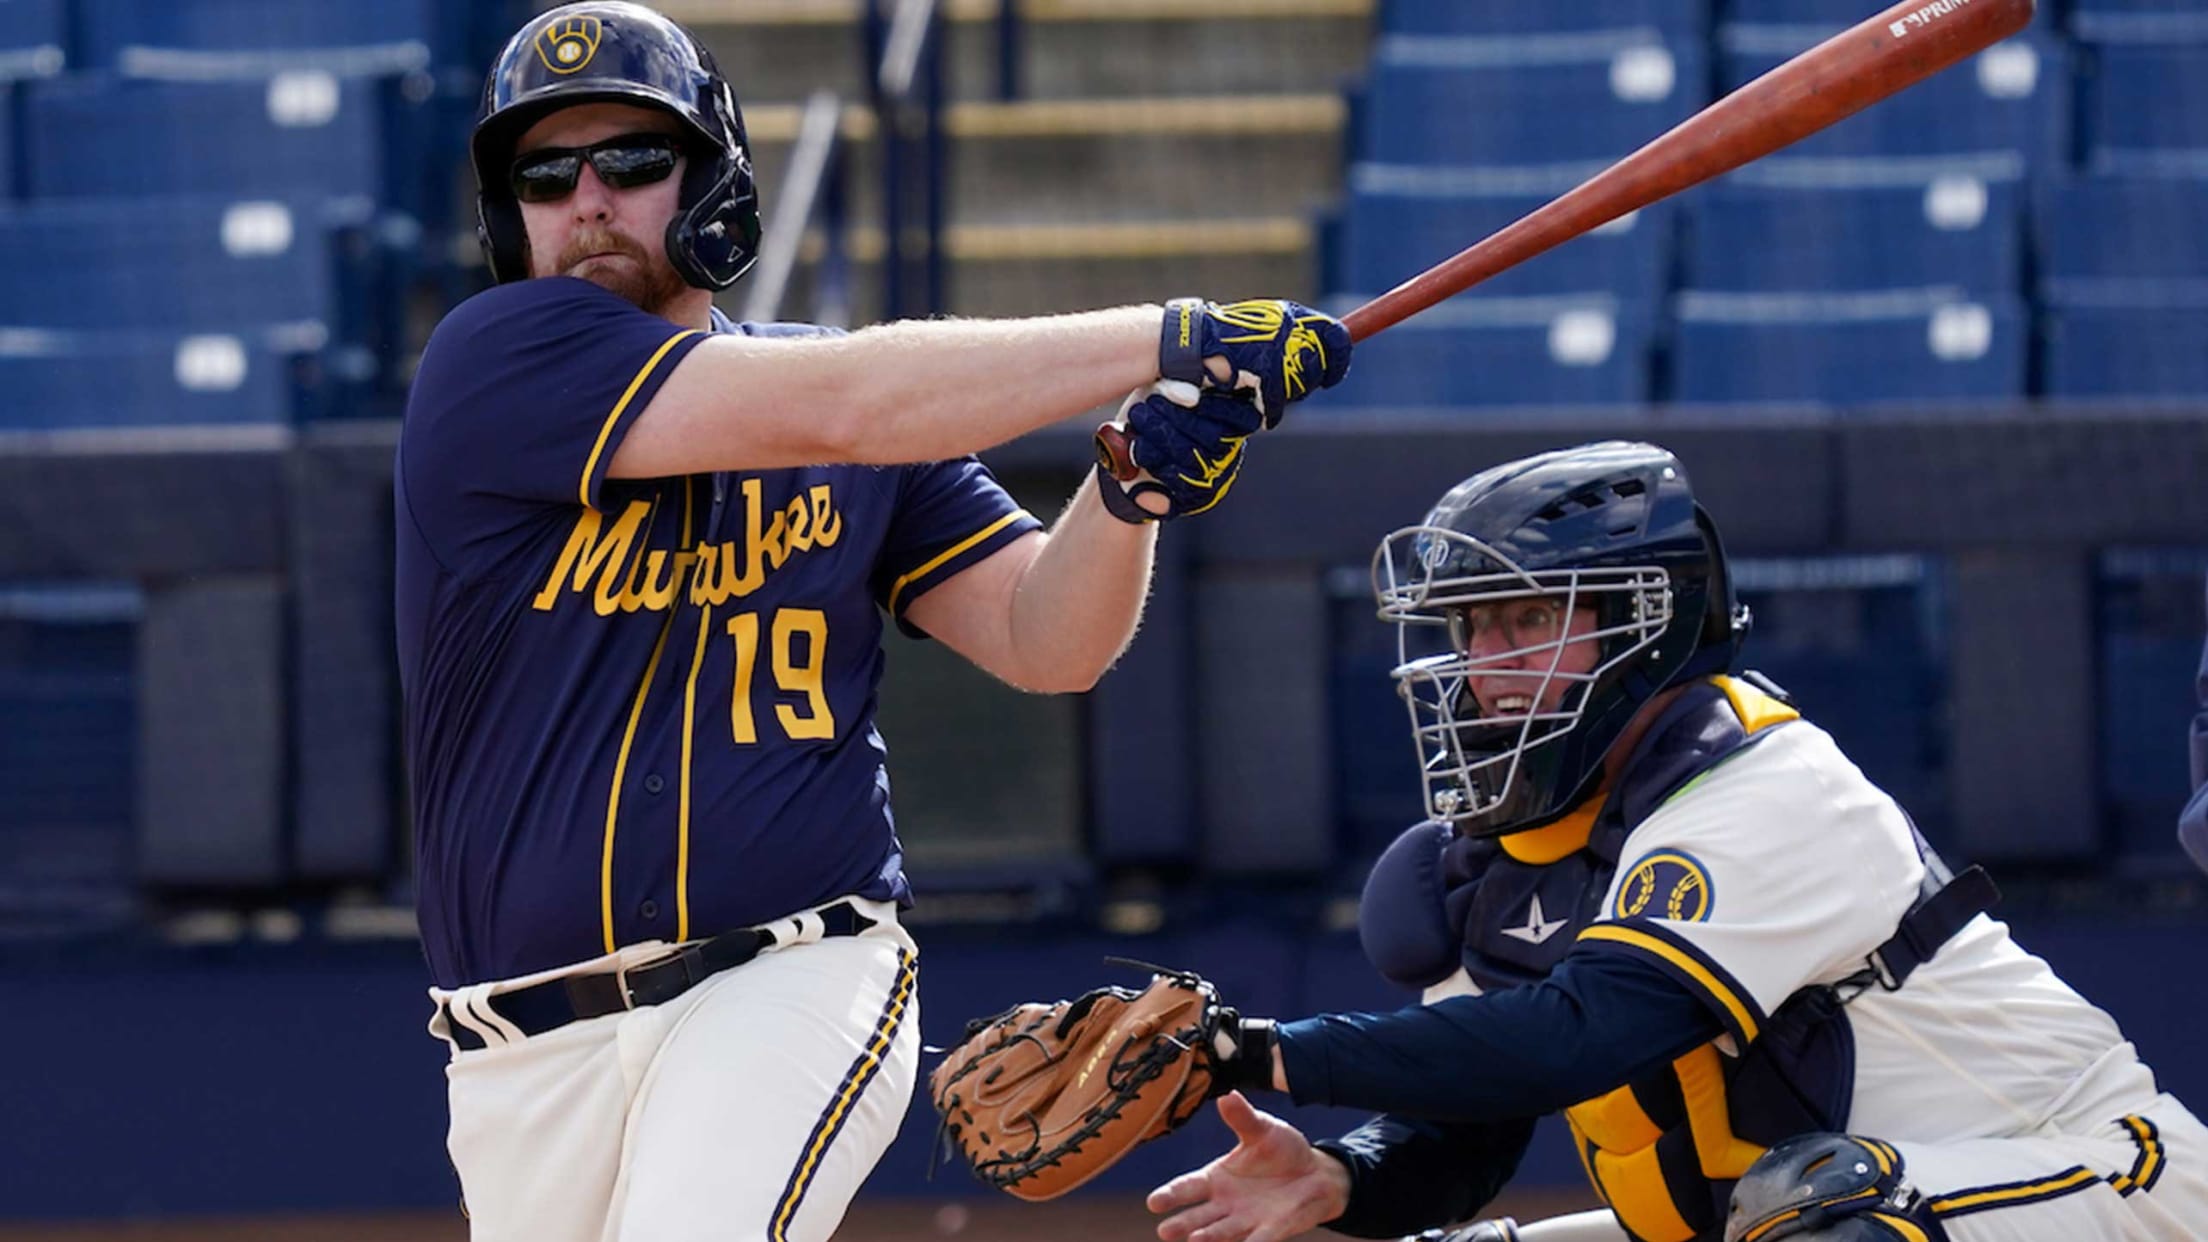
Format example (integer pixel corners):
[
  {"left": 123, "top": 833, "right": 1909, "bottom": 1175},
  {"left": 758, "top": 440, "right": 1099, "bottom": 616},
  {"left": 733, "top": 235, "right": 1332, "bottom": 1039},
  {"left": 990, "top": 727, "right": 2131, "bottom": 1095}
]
[{"left": 928, "top": 965, "right": 1267, "bottom": 1201}]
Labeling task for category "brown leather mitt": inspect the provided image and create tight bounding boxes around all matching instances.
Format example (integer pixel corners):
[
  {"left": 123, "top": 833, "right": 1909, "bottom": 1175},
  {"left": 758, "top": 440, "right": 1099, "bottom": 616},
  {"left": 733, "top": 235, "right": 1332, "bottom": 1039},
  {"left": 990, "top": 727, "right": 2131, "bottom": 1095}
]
[{"left": 927, "top": 968, "right": 1231, "bottom": 1202}]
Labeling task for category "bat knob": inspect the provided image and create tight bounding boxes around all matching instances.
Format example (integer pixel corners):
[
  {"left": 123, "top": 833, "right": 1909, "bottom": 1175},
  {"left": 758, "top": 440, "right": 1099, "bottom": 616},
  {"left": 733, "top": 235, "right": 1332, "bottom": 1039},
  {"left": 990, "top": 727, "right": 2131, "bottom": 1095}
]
[{"left": 1094, "top": 422, "right": 1139, "bottom": 483}]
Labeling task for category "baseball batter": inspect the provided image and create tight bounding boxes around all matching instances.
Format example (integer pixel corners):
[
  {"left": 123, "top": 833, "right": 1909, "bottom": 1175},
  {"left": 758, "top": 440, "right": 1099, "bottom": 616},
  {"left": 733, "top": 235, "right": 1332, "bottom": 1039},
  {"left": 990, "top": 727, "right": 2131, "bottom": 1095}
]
[
  {"left": 1145, "top": 443, "right": 2205, "bottom": 1242},
  {"left": 394, "top": 5, "right": 1349, "bottom": 1241}
]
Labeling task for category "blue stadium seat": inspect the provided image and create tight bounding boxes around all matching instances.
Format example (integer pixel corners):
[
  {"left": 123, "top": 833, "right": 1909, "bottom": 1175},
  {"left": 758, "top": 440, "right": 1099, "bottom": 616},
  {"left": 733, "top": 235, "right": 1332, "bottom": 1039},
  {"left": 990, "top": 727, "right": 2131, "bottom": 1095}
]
[
  {"left": 2043, "top": 303, "right": 2208, "bottom": 399},
  {"left": 1717, "top": 30, "right": 2066, "bottom": 168},
  {"left": 0, "top": 0, "right": 65, "bottom": 79},
  {"left": 1684, "top": 163, "right": 2023, "bottom": 294},
  {"left": 1325, "top": 299, "right": 1654, "bottom": 407},
  {"left": 2069, "top": 0, "right": 2208, "bottom": 44},
  {"left": 0, "top": 198, "right": 347, "bottom": 335},
  {"left": 0, "top": 89, "right": 12, "bottom": 202},
  {"left": 1733, "top": 556, "right": 1949, "bottom": 837},
  {"left": 1340, "top": 164, "right": 1676, "bottom": 303},
  {"left": 1670, "top": 291, "right": 2027, "bottom": 405},
  {"left": 23, "top": 74, "right": 385, "bottom": 202},
  {"left": 1359, "top": 33, "right": 1709, "bottom": 166},
  {"left": 1378, "top": 0, "right": 1705, "bottom": 39},
  {"left": 75, "top": 0, "right": 455, "bottom": 74},
  {"left": 2082, "top": 45, "right": 2208, "bottom": 172},
  {"left": 0, "top": 588, "right": 140, "bottom": 938},
  {"left": 2097, "top": 551, "right": 2208, "bottom": 863},
  {"left": 2037, "top": 175, "right": 2208, "bottom": 289},
  {"left": 1730, "top": 0, "right": 2052, "bottom": 26},
  {"left": 0, "top": 332, "right": 296, "bottom": 428}
]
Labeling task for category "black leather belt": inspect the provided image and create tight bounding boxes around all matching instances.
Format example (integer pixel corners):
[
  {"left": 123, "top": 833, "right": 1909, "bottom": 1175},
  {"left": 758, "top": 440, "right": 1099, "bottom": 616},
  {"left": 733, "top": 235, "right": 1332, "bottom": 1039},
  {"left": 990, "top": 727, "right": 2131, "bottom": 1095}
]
[{"left": 442, "top": 901, "right": 878, "bottom": 1051}]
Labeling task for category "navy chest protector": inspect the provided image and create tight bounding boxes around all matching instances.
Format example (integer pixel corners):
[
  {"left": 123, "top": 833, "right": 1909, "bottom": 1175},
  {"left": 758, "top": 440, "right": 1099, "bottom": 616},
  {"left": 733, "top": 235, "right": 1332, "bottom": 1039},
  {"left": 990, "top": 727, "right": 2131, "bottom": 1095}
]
[{"left": 1356, "top": 677, "right": 1997, "bottom": 1242}]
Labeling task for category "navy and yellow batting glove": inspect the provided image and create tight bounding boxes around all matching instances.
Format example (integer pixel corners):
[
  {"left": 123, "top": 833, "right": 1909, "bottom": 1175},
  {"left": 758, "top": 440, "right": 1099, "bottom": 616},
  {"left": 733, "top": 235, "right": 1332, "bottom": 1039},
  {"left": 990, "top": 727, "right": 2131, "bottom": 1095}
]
[
  {"left": 1096, "top": 380, "right": 1265, "bottom": 524},
  {"left": 1160, "top": 297, "right": 1353, "bottom": 427}
]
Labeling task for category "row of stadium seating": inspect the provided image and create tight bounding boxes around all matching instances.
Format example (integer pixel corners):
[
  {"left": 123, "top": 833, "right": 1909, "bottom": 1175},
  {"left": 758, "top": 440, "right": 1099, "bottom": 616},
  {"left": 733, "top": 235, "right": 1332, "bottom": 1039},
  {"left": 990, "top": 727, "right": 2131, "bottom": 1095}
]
[{"left": 1323, "top": 0, "right": 2208, "bottom": 407}]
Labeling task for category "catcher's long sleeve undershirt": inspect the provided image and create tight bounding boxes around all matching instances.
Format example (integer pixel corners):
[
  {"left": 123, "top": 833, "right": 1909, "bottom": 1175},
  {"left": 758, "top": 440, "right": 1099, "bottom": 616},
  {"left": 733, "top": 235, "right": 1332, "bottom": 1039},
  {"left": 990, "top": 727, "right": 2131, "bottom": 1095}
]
[
  {"left": 1315, "top": 1114, "right": 1536, "bottom": 1238},
  {"left": 1276, "top": 945, "right": 1724, "bottom": 1122}
]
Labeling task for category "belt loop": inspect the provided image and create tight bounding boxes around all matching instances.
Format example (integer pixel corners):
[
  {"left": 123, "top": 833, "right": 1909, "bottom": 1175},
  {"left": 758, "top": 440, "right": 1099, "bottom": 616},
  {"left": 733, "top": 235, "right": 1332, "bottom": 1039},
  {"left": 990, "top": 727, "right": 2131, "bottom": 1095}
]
[{"left": 456, "top": 983, "right": 522, "bottom": 1047}]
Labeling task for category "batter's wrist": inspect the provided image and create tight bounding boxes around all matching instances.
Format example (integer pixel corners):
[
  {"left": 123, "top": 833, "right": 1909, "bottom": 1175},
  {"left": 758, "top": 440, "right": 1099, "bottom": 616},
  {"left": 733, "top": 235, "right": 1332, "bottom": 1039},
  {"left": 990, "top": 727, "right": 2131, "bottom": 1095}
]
[{"left": 1159, "top": 297, "right": 1208, "bottom": 384}]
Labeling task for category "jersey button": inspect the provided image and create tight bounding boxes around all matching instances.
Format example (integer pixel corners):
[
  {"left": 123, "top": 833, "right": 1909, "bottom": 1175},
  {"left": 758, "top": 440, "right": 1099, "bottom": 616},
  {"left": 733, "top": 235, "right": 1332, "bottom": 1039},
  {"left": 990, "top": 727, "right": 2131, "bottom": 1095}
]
[
  {"left": 640, "top": 900, "right": 660, "bottom": 921},
  {"left": 643, "top": 774, "right": 665, "bottom": 795}
]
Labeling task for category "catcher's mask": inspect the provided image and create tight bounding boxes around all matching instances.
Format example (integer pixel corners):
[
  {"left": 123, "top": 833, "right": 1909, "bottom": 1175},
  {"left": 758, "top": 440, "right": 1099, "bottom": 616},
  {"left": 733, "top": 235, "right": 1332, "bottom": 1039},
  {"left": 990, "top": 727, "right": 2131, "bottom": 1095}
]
[
  {"left": 1372, "top": 441, "right": 1748, "bottom": 837},
  {"left": 472, "top": 0, "right": 761, "bottom": 290}
]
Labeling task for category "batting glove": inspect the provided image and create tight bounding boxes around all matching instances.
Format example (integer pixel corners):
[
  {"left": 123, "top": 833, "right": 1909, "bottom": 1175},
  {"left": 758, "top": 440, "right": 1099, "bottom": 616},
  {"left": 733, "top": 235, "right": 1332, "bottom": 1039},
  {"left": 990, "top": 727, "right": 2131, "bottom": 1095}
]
[
  {"left": 1161, "top": 297, "right": 1353, "bottom": 426},
  {"left": 1096, "top": 380, "right": 1264, "bottom": 524}
]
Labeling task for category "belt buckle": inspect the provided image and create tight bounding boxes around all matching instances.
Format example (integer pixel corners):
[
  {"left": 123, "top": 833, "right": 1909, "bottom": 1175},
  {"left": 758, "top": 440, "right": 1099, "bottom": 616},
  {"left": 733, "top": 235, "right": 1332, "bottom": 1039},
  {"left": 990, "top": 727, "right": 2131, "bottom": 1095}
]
[{"left": 613, "top": 959, "right": 642, "bottom": 1011}]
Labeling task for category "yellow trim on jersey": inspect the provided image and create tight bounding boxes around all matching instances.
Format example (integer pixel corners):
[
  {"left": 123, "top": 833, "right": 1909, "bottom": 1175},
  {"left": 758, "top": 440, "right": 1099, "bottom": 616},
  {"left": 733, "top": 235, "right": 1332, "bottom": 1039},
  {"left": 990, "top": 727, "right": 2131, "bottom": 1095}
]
[
  {"left": 1928, "top": 1165, "right": 2103, "bottom": 1215},
  {"left": 1577, "top": 923, "right": 1761, "bottom": 1043},
  {"left": 1710, "top": 674, "right": 1800, "bottom": 733},
  {"left": 675, "top": 601, "right": 715, "bottom": 943},
  {"left": 2110, "top": 1115, "right": 2163, "bottom": 1195},
  {"left": 1869, "top": 1215, "right": 1932, "bottom": 1242},
  {"left": 770, "top": 947, "right": 917, "bottom": 1241},
  {"left": 577, "top": 329, "right": 702, "bottom": 510},
  {"left": 883, "top": 510, "right": 1032, "bottom": 614},
  {"left": 602, "top": 605, "right": 680, "bottom": 953}
]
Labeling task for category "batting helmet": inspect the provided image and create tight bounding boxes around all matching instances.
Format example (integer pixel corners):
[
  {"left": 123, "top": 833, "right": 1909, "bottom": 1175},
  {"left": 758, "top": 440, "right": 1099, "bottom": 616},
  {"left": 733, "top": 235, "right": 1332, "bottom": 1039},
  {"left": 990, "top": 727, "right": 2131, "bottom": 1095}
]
[
  {"left": 1371, "top": 441, "right": 1749, "bottom": 837},
  {"left": 472, "top": 1, "right": 760, "bottom": 290}
]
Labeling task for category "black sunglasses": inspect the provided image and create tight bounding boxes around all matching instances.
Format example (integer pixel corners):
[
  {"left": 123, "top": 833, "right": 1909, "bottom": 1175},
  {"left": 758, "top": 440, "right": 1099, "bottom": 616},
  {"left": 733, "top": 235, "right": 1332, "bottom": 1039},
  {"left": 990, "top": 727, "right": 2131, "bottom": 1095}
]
[{"left": 510, "top": 133, "right": 684, "bottom": 204}]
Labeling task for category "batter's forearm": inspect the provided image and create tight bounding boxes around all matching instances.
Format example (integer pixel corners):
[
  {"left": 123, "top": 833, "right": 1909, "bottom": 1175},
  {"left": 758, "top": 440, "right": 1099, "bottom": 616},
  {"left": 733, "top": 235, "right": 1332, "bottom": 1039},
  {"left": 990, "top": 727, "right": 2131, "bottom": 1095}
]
[
  {"left": 1004, "top": 476, "right": 1157, "bottom": 692},
  {"left": 617, "top": 307, "right": 1162, "bottom": 477}
]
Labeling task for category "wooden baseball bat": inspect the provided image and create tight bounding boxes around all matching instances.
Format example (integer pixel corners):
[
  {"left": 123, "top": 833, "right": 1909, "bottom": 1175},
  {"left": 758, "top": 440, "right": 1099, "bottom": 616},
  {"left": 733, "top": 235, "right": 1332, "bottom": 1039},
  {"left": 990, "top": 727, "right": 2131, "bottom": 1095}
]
[{"left": 1097, "top": 0, "right": 2035, "bottom": 484}]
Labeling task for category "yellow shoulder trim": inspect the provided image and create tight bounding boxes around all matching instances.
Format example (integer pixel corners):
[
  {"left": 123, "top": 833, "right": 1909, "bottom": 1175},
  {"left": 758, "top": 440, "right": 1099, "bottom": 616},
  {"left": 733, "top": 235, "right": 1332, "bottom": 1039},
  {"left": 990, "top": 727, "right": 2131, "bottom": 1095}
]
[
  {"left": 578, "top": 329, "right": 702, "bottom": 510},
  {"left": 1711, "top": 675, "right": 1799, "bottom": 734},
  {"left": 885, "top": 511, "right": 1032, "bottom": 614}
]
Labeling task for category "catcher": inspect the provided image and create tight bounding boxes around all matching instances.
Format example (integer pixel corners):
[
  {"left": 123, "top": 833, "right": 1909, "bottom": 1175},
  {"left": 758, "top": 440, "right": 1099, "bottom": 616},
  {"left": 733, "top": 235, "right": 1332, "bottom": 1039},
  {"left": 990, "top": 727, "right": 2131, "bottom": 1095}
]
[{"left": 931, "top": 442, "right": 2207, "bottom": 1242}]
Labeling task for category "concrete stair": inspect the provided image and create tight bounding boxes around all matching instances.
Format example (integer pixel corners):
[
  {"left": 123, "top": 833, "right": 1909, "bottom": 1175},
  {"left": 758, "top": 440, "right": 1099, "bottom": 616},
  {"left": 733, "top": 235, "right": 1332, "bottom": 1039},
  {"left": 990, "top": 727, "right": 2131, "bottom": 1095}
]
[{"left": 662, "top": 0, "right": 1370, "bottom": 319}]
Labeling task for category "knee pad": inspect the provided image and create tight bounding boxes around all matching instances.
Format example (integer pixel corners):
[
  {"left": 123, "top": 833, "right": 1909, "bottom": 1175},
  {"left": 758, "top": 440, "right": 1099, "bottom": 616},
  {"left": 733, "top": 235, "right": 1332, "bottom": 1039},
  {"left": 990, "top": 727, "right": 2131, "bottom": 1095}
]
[{"left": 1724, "top": 1134, "right": 1949, "bottom": 1242}]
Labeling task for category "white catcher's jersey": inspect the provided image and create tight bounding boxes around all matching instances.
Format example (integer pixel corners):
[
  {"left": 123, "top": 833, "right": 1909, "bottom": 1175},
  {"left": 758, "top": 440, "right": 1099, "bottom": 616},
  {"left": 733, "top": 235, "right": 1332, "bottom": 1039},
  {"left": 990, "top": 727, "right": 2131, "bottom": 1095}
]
[{"left": 1588, "top": 717, "right": 2204, "bottom": 1238}]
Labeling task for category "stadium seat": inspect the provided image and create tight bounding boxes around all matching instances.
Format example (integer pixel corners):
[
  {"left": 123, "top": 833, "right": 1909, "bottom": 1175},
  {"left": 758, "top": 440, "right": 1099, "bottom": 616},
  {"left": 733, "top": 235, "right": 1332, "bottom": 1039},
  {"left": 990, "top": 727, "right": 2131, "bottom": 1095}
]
[
  {"left": 1683, "top": 163, "right": 2023, "bottom": 294},
  {"left": 0, "top": 198, "right": 348, "bottom": 334},
  {"left": 1359, "top": 33, "right": 1709, "bottom": 167},
  {"left": 1716, "top": 30, "right": 2066, "bottom": 168},
  {"left": 75, "top": 0, "right": 454, "bottom": 74},
  {"left": 2037, "top": 174, "right": 2208, "bottom": 289},
  {"left": 0, "top": 0, "right": 65, "bottom": 79},
  {"left": 1733, "top": 556, "right": 1948, "bottom": 838},
  {"left": 1669, "top": 291, "right": 2028, "bottom": 405},
  {"left": 1730, "top": 0, "right": 2052, "bottom": 26},
  {"left": 2097, "top": 551, "right": 2208, "bottom": 862},
  {"left": 2081, "top": 44, "right": 2208, "bottom": 173},
  {"left": 0, "top": 332, "right": 296, "bottom": 428},
  {"left": 2042, "top": 303, "right": 2208, "bottom": 399},
  {"left": 1340, "top": 164, "right": 1676, "bottom": 303},
  {"left": 1324, "top": 298, "right": 1655, "bottom": 407},
  {"left": 2069, "top": 0, "right": 2208, "bottom": 45},
  {"left": 22, "top": 74, "right": 385, "bottom": 202},
  {"left": 1378, "top": 0, "right": 1706, "bottom": 39}
]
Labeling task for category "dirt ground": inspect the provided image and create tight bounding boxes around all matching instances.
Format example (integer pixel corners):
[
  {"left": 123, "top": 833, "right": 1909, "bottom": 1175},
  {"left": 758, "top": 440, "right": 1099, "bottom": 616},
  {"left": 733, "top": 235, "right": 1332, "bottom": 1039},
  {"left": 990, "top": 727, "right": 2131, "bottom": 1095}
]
[{"left": 0, "top": 1188, "right": 1603, "bottom": 1242}]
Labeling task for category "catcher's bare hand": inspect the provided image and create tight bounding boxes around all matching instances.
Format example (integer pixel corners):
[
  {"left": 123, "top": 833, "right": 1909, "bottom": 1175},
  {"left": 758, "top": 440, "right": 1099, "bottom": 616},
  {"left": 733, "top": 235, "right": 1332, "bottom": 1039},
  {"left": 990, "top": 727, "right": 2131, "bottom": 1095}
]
[{"left": 1147, "top": 1092, "right": 1350, "bottom": 1242}]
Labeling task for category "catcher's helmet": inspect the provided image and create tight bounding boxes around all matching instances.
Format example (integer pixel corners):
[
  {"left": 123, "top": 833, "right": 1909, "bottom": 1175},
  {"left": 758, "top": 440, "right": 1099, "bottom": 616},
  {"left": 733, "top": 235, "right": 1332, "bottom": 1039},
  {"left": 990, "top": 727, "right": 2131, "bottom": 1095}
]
[
  {"left": 472, "top": 1, "right": 760, "bottom": 290},
  {"left": 1371, "top": 441, "right": 1749, "bottom": 837}
]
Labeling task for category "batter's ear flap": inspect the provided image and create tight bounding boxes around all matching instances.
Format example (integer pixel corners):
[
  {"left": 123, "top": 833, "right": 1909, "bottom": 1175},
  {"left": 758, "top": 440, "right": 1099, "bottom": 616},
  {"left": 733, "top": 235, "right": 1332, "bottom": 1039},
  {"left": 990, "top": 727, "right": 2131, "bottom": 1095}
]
[{"left": 477, "top": 194, "right": 530, "bottom": 284}]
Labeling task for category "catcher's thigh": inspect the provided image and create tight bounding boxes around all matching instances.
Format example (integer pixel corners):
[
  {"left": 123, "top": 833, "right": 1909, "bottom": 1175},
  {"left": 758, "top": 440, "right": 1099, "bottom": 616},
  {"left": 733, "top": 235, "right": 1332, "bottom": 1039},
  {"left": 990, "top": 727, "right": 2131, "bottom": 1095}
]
[
  {"left": 610, "top": 919, "right": 920, "bottom": 1242},
  {"left": 1895, "top": 1093, "right": 2208, "bottom": 1241}
]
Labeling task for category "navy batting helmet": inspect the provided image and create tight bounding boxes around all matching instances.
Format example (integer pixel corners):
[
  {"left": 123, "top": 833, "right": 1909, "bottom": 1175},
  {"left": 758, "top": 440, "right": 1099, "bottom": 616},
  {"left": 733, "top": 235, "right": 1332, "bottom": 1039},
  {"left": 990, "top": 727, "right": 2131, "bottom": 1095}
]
[
  {"left": 472, "top": 1, "right": 760, "bottom": 290},
  {"left": 1371, "top": 441, "right": 1749, "bottom": 837}
]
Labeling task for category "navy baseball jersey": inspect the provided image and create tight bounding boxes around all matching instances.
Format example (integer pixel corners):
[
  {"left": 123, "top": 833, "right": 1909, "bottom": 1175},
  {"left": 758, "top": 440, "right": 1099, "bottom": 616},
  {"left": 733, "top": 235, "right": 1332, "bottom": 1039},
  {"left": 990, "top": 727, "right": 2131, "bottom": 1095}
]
[{"left": 397, "top": 278, "right": 1040, "bottom": 989}]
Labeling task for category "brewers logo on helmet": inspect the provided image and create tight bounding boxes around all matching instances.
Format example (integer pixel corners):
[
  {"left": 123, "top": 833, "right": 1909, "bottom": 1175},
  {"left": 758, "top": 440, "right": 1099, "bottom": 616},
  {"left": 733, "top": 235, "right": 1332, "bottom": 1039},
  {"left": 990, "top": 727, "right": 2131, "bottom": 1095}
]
[{"left": 472, "top": 1, "right": 760, "bottom": 290}]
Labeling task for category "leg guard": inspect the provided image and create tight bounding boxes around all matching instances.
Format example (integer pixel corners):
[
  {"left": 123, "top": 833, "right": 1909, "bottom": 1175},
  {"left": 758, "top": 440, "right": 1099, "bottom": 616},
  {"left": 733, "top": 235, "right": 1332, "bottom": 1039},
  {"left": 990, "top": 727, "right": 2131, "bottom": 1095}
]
[{"left": 1724, "top": 1134, "right": 1950, "bottom": 1242}]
